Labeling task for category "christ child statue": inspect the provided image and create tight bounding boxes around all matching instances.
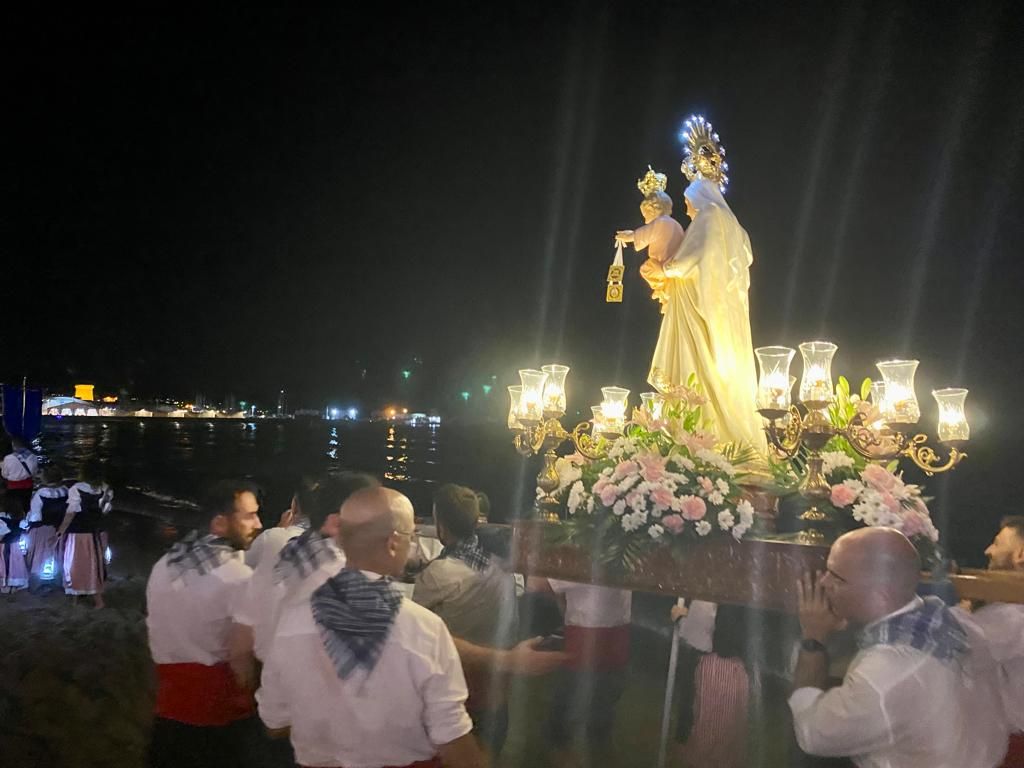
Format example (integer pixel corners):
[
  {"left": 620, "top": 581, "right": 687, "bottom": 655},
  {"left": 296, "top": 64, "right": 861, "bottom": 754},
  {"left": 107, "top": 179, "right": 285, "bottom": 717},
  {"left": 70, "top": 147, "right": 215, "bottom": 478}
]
[{"left": 616, "top": 168, "right": 686, "bottom": 311}]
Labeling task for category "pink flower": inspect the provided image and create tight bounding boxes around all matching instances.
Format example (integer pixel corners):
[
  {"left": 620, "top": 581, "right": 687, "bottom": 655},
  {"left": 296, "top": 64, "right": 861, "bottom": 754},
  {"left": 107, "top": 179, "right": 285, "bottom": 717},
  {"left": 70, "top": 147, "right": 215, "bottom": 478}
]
[
  {"left": 830, "top": 483, "right": 858, "bottom": 507},
  {"left": 661, "top": 514, "right": 686, "bottom": 534},
  {"left": 592, "top": 476, "right": 609, "bottom": 495},
  {"left": 611, "top": 460, "right": 638, "bottom": 482},
  {"left": 637, "top": 452, "right": 667, "bottom": 483},
  {"left": 899, "top": 509, "right": 928, "bottom": 538},
  {"left": 599, "top": 484, "right": 620, "bottom": 507},
  {"left": 650, "top": 485, "right": 674, "bottom": 510},
  {"left": 862, "top": 463, "right": 898, "bottom": 493},
  {"left": 879, "top": 491, "right": 901, "bottom": 515},
  {"left": 679, "top": 495, "right": 707, "bottom": 521},
  {"left": 697, "top": 476, "right": 714, "bottom": 494}
]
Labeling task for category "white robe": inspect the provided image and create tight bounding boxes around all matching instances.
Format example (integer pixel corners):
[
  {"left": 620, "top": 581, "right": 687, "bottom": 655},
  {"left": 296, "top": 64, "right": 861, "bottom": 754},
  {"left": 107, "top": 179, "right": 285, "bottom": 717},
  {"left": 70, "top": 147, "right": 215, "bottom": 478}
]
[{"left": 649, "top": 179, "right": 765, "bottom": 450}]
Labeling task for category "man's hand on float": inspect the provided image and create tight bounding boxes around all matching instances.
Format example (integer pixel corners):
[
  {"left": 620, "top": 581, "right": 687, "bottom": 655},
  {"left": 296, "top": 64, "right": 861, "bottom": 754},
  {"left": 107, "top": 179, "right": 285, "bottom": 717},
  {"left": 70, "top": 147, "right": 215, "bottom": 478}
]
[
  {"left": 615, "top": 230, "right": 635, "bottom": 243},
  {"left": 797, "top": 571, "right": 846, "bottom": 642},
  {"left": 503, "top": 636, "right": 568, "bottom": 676}
]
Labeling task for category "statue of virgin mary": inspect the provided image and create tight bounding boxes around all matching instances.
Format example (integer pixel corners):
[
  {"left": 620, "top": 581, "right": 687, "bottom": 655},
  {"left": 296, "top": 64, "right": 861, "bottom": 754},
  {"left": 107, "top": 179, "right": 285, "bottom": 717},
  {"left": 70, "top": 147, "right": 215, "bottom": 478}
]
[{"left": 645, "top": 117, "right": 765, "bottom": 450}]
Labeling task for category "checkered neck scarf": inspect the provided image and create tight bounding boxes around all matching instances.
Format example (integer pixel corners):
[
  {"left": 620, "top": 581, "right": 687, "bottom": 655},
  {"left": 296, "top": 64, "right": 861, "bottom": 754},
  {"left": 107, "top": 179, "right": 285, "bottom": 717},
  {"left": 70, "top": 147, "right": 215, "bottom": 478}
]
[
  {"left": 311, "top": 569, "right": 402, "bottom": 679},
  {"left": 858, "top": 596, "right": 969, "bottom": 663},
  {"left": 439, "top": 534, "right": 491, "bottom": 572},
  {"left": 274, "top": 529, "right": 339, "bottom": 588},
  {"left": 165, "top": 532, "right": 235, "bottom": 582}
]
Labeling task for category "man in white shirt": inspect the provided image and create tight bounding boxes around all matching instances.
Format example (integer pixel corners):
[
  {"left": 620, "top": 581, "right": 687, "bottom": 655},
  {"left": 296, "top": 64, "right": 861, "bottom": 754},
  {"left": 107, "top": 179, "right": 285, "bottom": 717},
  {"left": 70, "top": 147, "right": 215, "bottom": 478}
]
[
  {"left": 2, "top": 436, "right": 38, "bottom": 520},
  {"left": 971, "top": 516, "right": 1024, "bottom": 766},
  {"left": 258, "top": 486, "right": 486, "bottom": 768},
  {"left": 146, "top": 479, "right": 269, "bottom": 768},
  {"left": 530, "top": 577, "right": 632, "bottom": 767},
  {"left": 414, "top": 483, "right": 520, "bottom": 756},
  {"left": 790, "top": 526, "right": 1008, "bottom": 768},
  {"left": 229, "top": 471, "right": 379, "bottom": 686}
]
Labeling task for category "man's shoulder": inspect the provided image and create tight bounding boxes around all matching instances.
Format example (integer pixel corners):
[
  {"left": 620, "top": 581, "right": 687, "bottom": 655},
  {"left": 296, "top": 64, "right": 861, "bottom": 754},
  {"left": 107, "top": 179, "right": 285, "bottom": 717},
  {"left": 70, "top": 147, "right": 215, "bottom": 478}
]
[{"left": 396, "top": 596, "right": 452, "bottom": 637}]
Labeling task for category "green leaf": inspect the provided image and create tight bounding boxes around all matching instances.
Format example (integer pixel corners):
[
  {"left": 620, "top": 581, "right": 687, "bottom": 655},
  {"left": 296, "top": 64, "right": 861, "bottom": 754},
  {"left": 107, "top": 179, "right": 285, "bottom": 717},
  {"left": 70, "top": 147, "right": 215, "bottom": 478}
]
[{"left": 860, "top": 377, "right": 873, "bottom": 402}]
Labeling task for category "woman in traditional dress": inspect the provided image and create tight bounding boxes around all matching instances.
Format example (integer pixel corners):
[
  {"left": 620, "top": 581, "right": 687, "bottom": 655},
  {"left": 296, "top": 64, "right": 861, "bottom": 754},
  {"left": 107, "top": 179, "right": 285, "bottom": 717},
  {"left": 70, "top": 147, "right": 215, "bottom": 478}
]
[
  {"left": 57, "top": 458, "right": 113, "bottom": 608},
  {"left": 25, "top": 463, "right": 68, "bottom": 581},
  {"left": 0, "top": 513, "right": 30, "bottom": 593}
]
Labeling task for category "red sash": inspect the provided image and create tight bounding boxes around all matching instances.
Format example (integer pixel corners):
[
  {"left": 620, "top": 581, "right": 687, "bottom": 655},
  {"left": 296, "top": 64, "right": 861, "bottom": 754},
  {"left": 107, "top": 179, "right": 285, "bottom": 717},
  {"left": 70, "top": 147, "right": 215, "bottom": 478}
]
[
  {"left": 6, "top": 478, "right": 33, "bottom": 490},
  {"left": 564, "top": 624, "right": 631, "bottom": 671},
  {"left": 1000, "top": 732, "right": 1024, "bottom": 768},
  {"left": 155, "top": 662, "right": 254, "bottom": 726},
  {"left": 299, "top": 760, "right": 441, "bottom": 768}
]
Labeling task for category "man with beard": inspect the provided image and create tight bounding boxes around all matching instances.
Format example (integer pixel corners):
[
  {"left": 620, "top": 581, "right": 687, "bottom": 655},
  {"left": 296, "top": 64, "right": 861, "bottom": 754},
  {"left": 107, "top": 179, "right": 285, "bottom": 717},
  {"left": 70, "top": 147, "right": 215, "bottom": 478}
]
[
  {"left": 970, "top": 517, "right": 1024, "bottom": 767},
  {"left": 145, "top": 479, "right": 269, "bottom": 768}
]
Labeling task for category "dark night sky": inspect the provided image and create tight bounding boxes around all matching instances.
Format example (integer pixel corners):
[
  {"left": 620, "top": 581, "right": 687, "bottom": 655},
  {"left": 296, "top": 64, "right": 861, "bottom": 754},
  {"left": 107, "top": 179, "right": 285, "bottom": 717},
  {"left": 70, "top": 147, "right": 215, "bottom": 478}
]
[{"left": 9, "top": 2, "right": 1024, "bottom": 419}]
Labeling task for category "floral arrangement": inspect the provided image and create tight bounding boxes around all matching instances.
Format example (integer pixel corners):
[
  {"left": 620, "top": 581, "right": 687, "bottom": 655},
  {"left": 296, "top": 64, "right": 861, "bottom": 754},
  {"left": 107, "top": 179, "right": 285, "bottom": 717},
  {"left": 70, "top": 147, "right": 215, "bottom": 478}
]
[
  {"left": 771, "top": 376, "right": 943, "bottom": 562},
  {"left": 544, "top": 379, "right": 758, "bottom": 571}
]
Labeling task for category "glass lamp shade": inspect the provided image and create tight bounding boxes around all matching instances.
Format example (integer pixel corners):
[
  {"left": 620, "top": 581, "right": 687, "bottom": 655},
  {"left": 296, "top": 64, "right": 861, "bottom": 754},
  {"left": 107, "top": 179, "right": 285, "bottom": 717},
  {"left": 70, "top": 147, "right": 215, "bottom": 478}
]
[
  {"left": 591, "top": 405, "right": 609, "bottom": 435},
  {"left": 870, "top": 380, "right": 886, "bottom": 405},
  {"left": 541, "top": 364, "right": 570, "bottom": 415},
  {"left": 640, "top": 392, "right": 664, "bottom": 420},
  {"left": 517, "top": 369, "right": 548, "bottom": 422},
  {"left": 507, "top": 386, "right": 524, "bottom": 430},
  {"left": 932, "top": 388, "right": 969, "bottom": 442},
  {"left": 755, "top": 346, "right": 796, "bottom": 411},
  {"left": 600, "top": 386, "right": 630, "bottom": 433},
  {"left": 876, "top": 359, "right": 920, "bottom": 424},
  {"left": 798, "top": 341, "right": 838, "bottom": 406}
]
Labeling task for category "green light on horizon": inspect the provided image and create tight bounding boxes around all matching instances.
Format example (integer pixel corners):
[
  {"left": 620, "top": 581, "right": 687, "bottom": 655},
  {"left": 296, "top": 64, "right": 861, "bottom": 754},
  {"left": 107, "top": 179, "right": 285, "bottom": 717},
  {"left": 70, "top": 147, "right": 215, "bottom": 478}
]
[
  {"left": 402, "top": 370, "right": 411, "bottom": 380},
  {"left": 460, "top": 391, "right": 470, "bottom": 401},
  {"left": 482, "top": 384, "right": 493, "bottom": 395}
]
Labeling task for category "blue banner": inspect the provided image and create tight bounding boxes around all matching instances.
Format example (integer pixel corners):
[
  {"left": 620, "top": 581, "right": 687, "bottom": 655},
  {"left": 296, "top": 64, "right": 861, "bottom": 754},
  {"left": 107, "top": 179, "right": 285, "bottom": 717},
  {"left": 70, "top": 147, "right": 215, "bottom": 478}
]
[{"left": 2, "top": 384, "right": 43, "bottom": 442}]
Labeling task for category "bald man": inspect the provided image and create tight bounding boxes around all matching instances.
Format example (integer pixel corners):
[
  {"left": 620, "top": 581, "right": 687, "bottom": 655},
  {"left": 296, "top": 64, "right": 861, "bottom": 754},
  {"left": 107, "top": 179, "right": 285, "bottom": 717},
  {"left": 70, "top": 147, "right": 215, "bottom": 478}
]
[
  {"left": 789, "top": 526, "right": 1008, "bottom": 768},
  {"left": 258, "top": 487, "right": 485, "bottom": 768}
]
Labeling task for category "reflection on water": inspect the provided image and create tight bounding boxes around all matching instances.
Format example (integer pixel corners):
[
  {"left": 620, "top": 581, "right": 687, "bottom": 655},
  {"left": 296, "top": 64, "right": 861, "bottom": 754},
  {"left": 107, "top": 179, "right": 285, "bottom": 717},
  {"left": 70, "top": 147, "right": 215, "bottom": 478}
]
[{"left": 37, "top": 418, "right": 519, "bottom": 525}]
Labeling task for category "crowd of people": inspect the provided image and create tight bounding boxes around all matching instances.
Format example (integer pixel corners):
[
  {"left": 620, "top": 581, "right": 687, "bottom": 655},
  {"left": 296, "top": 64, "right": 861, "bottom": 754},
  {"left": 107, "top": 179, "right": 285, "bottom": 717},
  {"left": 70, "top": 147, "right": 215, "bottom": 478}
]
[
  {"left": 2, "top": 438, "right": 1023, "bottom": 767},
  {"left": 1, "top": 438, "right": 114, "bottom": 607}
]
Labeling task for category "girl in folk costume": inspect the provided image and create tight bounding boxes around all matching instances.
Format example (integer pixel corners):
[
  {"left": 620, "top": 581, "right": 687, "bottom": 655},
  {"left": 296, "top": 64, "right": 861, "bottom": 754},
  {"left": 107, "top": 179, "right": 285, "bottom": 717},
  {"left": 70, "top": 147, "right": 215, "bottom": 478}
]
[
  {"left": 25, "top": 463, "right": 68, "bottom": 581},
  {"left": 0, "top": 513, "right": 30, "bottom": 592},
  {"left": 57, "top": 459, "right": 113, "bottom": 608}
]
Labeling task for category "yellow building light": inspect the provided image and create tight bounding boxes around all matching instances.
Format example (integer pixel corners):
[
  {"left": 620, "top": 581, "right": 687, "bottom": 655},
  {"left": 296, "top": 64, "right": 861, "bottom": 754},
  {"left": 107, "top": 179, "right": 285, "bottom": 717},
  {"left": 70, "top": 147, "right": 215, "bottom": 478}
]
[{"left": 74, "top": 384, "right": 95, "bottom": 401}]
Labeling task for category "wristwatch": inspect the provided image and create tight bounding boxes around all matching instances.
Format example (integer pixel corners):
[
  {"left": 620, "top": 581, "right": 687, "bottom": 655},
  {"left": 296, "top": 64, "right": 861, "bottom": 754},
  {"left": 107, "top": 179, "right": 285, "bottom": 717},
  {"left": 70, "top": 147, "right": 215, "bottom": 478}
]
[{"left": 801, "top": 638, "right": 827, "bottom": 654}]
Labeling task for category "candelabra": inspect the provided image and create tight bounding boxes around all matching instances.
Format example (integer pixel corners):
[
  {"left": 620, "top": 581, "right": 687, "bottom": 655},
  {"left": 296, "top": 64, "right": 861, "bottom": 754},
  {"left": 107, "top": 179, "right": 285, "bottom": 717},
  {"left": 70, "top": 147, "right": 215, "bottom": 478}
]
[
  {"left": 756, "top": 342, "right": 969, "bottom": 543},
  {"left": 508, "top": 366, "right": 629, "bottom": 521}
]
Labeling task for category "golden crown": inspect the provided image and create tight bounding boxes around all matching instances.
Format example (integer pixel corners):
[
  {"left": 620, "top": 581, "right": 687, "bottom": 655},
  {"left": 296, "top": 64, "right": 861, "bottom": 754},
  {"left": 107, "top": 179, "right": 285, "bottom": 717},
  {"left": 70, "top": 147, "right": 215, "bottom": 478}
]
[
  {"left": 679, "top": 114, "right": 729, "bottom": 192},
  {"left": 636, "top": 165, "right": 669, "bottom": 198}
]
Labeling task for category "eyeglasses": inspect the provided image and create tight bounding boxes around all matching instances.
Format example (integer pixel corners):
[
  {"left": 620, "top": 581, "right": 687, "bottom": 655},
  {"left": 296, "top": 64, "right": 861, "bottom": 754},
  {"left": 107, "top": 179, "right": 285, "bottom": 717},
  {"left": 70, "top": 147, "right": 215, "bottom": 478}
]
[
  {"left": 393, "top": 529, "right": 418, "bottom": 541},
  {"left": 825, "top": 567, "right": 849, "bottom": 584}
]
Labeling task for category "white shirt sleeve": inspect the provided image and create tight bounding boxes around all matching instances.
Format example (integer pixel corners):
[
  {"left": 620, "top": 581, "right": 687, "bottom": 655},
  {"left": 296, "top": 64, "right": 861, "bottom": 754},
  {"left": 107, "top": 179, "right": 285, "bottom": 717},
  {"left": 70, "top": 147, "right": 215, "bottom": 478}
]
[
  {"left": 101, "top": 486, "right": 113, "bottom": 514},
  {"left": 789, "top": 649, "right": 915, "bottom": 758},
  {"left": 66, "top": 485, "right": 82, "bottom": 515},
  {"left": 256, "top": 651, "right": 291, "bottom": 730},
  {"left": 28, "top": 492, "right": 43, "bottom": 523},
  {"left": 420, "top": 622, "right": 473, "bottom": 747}
]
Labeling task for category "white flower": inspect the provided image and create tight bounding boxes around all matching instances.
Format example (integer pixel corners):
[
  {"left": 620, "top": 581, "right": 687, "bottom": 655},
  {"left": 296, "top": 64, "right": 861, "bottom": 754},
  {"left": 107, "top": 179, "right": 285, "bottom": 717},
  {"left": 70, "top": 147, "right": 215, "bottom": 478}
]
[
  {"left": 715, "top": 478, "right": 730, "bottom": 494},
  {"left": 731, "top": 523, "right": 749, "bottom": 541},
  {"left": 695, "top": 520, "right": 712, "bottom": 536},
  {"left": 648, "top": 524, "right": 664, "bottom": 540},
  {"left": 586, "top": 496, "right": 595, "bottom": 513},
  {"left": 617, "top": 474, "right": 641, "bottom": 493},
  {"left": 612, "top": 500, "right": 627, "bottom": 516},
  {"left": 555, "top": 457, "right": 583, "bottom": 491},
  {"left": 695, "top": 448, "right": 737, "bottom": 475},
  {"left": 736, "top": 499, "right": 755, "bottom": 527},
  {"left": 620, "top": 510, "right": 648, "bottom": 532},
  {"left": 708, "top": 490, "right": 725, "bottom": 506},
  {"left": 718, "top": 510, "right": 736, "bottom": 530},
  {"left": 567, "top": 481, "right": 586, "bottom": 515},
  {"left": 628, "top": 492, "right": 647, "bottom": 513},
  {"left": 821, "top": 451, "right": 855, "bottom": 476},
  {"left": 842, "top": 479, "right": 865, "bottom": 498}
]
